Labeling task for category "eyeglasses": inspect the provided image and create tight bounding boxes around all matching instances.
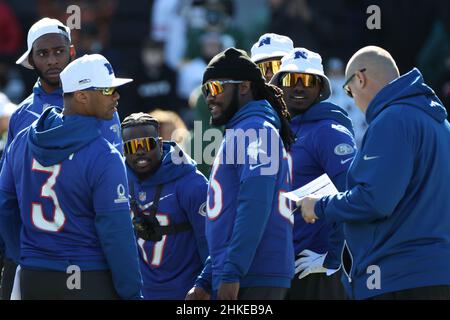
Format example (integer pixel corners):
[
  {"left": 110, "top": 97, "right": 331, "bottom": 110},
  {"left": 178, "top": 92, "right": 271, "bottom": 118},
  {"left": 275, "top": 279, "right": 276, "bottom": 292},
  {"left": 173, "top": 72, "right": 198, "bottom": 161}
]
[
  {"left": 84, "top": 87, "right": 117, "bottom": 96},
  {"left": 343, "top": 68, "right": 366, "bottom": 98},
  {"left": 202, "top": 80, "right": 243, "bottom": 97},
  {"left": 279, "top": 73, "right": 320, "bottom": 88},
  {"left": 123, "top": 137, "right": 157, "bottom": 155},
  {"left": 257, "top": 60, "right": 282, "bottom": 78}
]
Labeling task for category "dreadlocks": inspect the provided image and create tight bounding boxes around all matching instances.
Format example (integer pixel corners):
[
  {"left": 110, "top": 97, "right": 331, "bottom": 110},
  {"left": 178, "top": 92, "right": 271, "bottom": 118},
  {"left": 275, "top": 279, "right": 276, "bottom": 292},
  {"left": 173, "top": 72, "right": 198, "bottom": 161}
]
[
  {"left": 121, "top": 112, "right": 160, "bottom": 134},
  {"left": 251, "top": 81, "right": 295, "bottom": 150}
]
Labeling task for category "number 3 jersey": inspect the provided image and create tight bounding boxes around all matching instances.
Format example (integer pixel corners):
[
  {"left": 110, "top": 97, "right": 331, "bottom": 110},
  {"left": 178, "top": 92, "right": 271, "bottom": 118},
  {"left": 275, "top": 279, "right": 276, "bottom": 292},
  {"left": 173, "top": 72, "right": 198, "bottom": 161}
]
[
  {"left": 203, "top": 100, "right": 294, "bottom": 291},
  {"left": 0, "top": 107, "right": 142, "bottom": 299},
  {"left": 127, "top": 142, "right": 209, "bottom": 300}
]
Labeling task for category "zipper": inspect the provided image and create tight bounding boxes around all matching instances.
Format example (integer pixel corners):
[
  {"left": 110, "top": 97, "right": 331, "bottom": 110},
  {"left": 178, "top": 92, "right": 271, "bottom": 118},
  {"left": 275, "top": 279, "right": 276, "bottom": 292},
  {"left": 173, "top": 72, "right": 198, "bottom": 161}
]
[{"left": 341, "top": 240, "right": 354, "bottom": 283}]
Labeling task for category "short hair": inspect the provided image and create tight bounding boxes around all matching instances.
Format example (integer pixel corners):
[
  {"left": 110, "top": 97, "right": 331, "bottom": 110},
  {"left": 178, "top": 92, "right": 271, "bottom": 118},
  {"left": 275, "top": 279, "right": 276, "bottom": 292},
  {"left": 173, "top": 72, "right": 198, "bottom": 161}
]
[{"left": 121, "top": 112, "right": 159, "bottom": 133}]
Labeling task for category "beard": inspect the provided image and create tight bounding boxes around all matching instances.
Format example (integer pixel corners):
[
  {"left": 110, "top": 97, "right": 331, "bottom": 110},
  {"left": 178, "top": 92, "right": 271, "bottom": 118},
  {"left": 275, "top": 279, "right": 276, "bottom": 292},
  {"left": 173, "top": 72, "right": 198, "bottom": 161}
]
[
  {"left": 34, "top": 55, "right": 73, "bottom": 88},
  {"left": 210, "top": 86, "right": 240, "bottom": 127}
]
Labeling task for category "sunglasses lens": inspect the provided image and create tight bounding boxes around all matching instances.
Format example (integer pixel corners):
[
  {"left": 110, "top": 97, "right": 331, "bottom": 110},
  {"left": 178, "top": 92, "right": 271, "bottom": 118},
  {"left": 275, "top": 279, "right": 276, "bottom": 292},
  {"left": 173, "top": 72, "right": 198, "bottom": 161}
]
[
  {"left": 280, "top": 73, "right": 318, "bottom": 88},
  {"left": 102, "top": 87, "right": 116, "bottom": 96},
  {"left": 258, "top": 60, "right": 281, "bottom": 77},
  {"left": 124, "top": 137, "right": 156, "bottom": 154},
  {"left": 202, "top": 81, "right": 224, "bottom": 97},
  {"left": 344, "top": 86, "right": 353, "bottom": 98}
]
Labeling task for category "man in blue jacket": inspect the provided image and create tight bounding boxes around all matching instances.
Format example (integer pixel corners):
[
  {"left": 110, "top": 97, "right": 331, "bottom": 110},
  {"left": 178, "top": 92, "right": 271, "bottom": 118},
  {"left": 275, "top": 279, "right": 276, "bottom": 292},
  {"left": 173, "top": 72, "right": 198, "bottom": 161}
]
[
  {"left": 186, "top": 48, "right": 295, "bottom": 300},
  {"left": 122, "top": 112, "right": 209, "bottom": 299},
  {"left": 300, "top": 46, "right": 450, "bottom": 299},
  {"left": 270, "top": 48, "right": 354, "bottom": 299},
  {"left": 0, "top": 18, "right": 124, "bottom": 299},
  {"left": 0, "top": 54, "right": 142, "bottom": 299}
]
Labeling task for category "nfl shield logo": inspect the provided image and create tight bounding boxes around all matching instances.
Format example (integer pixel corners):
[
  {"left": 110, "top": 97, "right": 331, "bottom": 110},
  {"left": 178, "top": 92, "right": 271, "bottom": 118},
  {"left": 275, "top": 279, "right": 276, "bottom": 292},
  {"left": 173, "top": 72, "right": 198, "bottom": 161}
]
[{"left": 139, "top": 191, "right": 146, "bottom": 202}]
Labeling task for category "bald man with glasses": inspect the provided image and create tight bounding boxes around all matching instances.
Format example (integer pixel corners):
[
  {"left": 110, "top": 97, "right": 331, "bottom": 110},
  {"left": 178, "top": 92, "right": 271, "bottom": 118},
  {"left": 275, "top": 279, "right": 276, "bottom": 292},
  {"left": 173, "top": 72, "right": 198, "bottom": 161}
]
[{"left": 299, "top": 46, "right": 450, "bottom": 300}]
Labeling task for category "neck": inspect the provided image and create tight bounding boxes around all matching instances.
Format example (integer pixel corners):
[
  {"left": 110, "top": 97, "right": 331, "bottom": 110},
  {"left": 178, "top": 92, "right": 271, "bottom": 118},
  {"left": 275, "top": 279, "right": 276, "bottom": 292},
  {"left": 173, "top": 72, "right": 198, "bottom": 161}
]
[{"left": 40, "top": 79, "right": 60, "bottom": 94}]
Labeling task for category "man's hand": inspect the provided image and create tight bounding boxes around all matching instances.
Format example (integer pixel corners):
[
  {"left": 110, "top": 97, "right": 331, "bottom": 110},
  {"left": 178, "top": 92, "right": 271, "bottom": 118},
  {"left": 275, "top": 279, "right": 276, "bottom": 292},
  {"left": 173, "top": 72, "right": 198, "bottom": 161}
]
[
  {"left": 295, "top": 249, "right": 328, "bottom": 279},
  {"left": 297, "top": 195, "right": 321, "bottom": 223},
  {"left": 185, "top": 286, "right": 210, "bottom": 300},
  {"left": 217, "top": 282, "right": 240, "bottom": 300}
]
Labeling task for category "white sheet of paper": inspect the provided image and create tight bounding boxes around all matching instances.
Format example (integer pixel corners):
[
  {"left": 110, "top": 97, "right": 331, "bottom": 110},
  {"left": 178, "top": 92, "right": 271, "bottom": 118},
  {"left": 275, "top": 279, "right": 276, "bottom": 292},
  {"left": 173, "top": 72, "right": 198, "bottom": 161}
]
[{"left": 282, "top": 173, "right": 339, "bottom": 202}]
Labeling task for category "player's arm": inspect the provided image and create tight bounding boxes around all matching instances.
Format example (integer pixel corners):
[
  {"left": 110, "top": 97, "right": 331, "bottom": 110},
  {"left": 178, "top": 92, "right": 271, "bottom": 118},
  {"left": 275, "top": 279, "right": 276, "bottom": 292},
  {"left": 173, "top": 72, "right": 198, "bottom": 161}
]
[
  {"left": 316, "top": 112, "right": 414, "bottom": 223},
  {"left": 91, "top": 148, "right": 143, "bottom": 299},
  {"left": 0, "top": 146, "right": 21, "bottom": 263},
  {"left": 178, "top": 170, "right": 209, "bottom": 263}
]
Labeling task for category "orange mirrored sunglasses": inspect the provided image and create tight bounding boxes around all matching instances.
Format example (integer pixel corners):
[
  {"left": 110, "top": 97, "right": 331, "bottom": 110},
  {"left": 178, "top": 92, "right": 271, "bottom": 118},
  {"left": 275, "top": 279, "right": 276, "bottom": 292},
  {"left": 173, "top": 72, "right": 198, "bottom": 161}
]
[
  {"left": 257, "top": 60, "right": 282, "bottom": 78},
  {"left": 279, "top": 73, "right": 320, "bottom": 88},
  {"left": 202, "top": 80, "right": 243, "bottom": 97},
  {"left": 123, "top": 137, "right": 157, "bottom": 155}
]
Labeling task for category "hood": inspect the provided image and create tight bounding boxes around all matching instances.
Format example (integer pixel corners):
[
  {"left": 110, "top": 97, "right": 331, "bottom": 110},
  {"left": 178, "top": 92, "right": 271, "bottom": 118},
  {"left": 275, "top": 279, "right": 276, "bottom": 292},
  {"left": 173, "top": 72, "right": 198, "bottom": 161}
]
[
  {"left": 226, "top": 99, "right": 281, "bottom": 130},
  {"left": 366, "top": 68, "right": 447, "bottom": 124},
  {"left": 127, "top": 141, "right": 198, "bottom": 187},
  {"left": 28, "top": 107, "right": 101, "bottom": 166},
  {"left": 291, "top": 101, "right": 354, "bottom": 135},
  {"left": 33, "top": 80, "right": 64, "bottom": 106}
]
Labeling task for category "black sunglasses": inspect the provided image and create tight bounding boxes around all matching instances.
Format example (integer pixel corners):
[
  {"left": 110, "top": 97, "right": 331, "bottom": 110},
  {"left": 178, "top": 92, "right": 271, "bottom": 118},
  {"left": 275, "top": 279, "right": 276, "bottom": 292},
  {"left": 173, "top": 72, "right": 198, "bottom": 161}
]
[{"left": 343, "top": 68, "right": 366, "bottom": 98}]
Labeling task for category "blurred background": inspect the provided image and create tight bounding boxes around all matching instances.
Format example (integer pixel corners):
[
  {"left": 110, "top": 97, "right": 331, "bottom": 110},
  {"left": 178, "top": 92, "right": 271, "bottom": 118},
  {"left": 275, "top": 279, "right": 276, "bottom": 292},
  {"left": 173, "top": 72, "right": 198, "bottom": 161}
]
[{"left": 1, "top": 0, "right": 449, "bottom": 154}]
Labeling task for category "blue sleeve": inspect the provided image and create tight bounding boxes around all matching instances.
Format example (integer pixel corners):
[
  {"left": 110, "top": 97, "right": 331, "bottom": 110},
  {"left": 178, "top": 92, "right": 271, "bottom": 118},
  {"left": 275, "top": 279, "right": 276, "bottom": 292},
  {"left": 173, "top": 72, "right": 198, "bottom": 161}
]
[
  {"left": 178, "top": 170, "right": 209, "bottom": 263},
  {"left": 313, "top": 123, "right": 356, "bottom": 179},
  {"left": 195, "top": 255, "right": 212, "bottom": 293},
  {"left": 315, "top": 112, "right": 414, "bottom": 224},
  {"left": 0, "top": 147, "right": 21, "bottom": 262},
  {"left": 221, "top": 175, "right": 276, "bottom": 283},
  {"left": 0, "top": 190, "right": 21, "bottom": 263},
  {"left": 323, "top": 171, "right": 346, "bottom": 269},
  {"left": 92, "top": 150, "right": 143, "bottom": 299}
]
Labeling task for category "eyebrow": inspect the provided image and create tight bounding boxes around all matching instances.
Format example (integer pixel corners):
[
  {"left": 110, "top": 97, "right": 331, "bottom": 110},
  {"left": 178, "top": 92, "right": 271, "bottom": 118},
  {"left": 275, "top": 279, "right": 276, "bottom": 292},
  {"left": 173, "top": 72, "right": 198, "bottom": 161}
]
[{"left": 35, "top": 46, "right": 67, "bottom": 52}]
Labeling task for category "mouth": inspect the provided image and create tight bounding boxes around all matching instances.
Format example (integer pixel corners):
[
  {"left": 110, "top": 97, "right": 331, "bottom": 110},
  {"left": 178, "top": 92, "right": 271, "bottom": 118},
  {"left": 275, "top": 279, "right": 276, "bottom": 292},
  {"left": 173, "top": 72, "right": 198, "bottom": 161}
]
[
  {"left": 290, "top": 95, "right": 307, "bottom": 101},
  {"left": 134, "top": 158, "right": 152, "bottom": 169},
  {"left": 46, "top": 68, "right": 62, "bottom": 77},
  {"left": 208, "top": 104, "right": 220, "bottom": 117}
]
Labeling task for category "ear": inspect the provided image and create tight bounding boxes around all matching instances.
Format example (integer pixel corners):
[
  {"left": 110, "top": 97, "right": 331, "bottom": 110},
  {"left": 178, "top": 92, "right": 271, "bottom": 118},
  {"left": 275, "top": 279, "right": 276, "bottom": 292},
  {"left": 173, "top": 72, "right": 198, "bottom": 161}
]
[
  {"left": 28, "top": 54, "right": 35, "bottom": 68},
  {"left": 355, "top": 70, "right": 367, "bottom": 89},
  {"left": 73, "top": 91, "right": 89, "bottom": 104},
  {"left": 239, "top": 81, "right": 252, "bottom": 95},
  {"left": 69, "top": 45, "right": 76, "bottom": 59}
]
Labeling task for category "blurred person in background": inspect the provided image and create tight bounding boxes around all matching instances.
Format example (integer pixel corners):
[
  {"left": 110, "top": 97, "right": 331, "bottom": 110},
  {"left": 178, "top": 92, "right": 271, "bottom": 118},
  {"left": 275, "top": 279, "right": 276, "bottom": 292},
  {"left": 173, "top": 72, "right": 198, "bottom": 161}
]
[
  {"left": 149, "top": 108, "right": 190, "bottom": 151},
  {"left": 0, "top": 92, "right": 17, "bottom": 158}
]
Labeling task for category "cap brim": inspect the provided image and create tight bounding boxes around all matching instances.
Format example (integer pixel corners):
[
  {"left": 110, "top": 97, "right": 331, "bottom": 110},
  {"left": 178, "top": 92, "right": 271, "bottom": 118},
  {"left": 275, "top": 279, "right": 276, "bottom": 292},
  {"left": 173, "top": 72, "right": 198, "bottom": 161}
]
[
  {"left": 111, "top": 78, "right": 133, "bottom": 87},
  {"left": 16, "top": 50, "right": 34, "bottom": 69},
  {"left": 251, "top": 51, "right": 287, "bottom": 63}
]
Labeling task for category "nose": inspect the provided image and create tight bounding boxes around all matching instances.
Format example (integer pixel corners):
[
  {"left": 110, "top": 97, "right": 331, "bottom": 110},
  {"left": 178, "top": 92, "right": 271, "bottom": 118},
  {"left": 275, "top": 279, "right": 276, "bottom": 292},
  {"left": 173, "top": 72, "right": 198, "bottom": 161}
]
[{"left": 47, "top": 53, "right": 58, "bottom": 66}]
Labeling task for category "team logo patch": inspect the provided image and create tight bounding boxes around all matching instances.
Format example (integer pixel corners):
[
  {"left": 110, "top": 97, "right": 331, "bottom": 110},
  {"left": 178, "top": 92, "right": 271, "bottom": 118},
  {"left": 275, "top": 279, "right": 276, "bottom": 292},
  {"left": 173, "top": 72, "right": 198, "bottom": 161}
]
[
  {"left": 139, "top": 191, "right": 146, "bottom": 202},
  {"left": 247, "top": 138, "right": 267, "bottom": 161},
  {"left": 78, "top": 78, "right": 91, "bottom": 84},
  {"left": 334, "top": 143, "right": 355, "bottom": 156}
]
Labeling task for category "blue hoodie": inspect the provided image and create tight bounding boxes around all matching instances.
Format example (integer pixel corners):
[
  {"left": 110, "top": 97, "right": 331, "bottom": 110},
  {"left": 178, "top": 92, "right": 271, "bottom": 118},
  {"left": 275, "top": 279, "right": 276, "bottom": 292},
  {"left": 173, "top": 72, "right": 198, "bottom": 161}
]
[
  {"left": 127, "top": 142, "right": 208, "bottom": 300},
  {"left": 0, "top": 107, "right": 142, "bottom": 299},
  {"left": 316, "top": 68, "right": 450, "bottom": 299},
  {"left": 290, "top": 102, "right": 356, "bottom": 269},
  {"left": 0, "top": 81, "right": 123, "bottom": 259},
  {"left": 197, "top": 99, "right": 294, "bottom": 293}
]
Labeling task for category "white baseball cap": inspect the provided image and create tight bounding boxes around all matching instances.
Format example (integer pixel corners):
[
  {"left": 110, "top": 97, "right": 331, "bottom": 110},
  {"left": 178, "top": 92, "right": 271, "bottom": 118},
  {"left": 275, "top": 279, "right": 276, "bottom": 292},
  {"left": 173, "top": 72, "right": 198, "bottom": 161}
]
[
  {"left": 16, "top": 18, "right": 71, "bottom": 70},
  {"left": 270, "top": 48, "right": 332, "bottom": 101},
  {"left": 60, "top": 54, "right": 133, "bottom": 93},
  {"left": 250, "top": 33, "right": 294, "bottom": 63},
  {"left": 0, "top": 93, "right": 17, "bottom": 117}
]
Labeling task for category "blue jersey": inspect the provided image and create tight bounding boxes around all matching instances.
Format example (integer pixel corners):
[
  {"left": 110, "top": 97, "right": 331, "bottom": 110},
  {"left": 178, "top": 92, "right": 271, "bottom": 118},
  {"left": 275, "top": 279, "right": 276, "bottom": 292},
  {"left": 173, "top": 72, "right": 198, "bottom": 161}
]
[
  {"left": 290, "top": 101, "right": 356, "bottom": 269},
  {"left": 0, "top": 108, "right": 142, "bottom": 299},
  {"left": 128, "top": 142, "right": 208, "bottom": 300},
  {"left": 199, "top": 100, "right": 294, "bottom": 292}
]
